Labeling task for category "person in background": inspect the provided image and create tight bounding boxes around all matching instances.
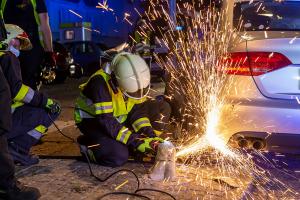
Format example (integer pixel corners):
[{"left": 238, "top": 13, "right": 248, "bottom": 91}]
[{"left": 1, "top": 0, "right": 55, "bottom": 89}]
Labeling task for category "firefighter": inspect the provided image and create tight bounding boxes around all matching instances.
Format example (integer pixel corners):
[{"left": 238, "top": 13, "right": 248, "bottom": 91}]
[
  {"left": 75, "top": 53, "right": 171, "bottom": 167},
  {"left": 0, "top": 24, "right": 60, "bottom": 166},
  {"left": 0, "top": 0, "right": 55, "bottom": 89},
  {"left": 0, "top": 20, "right": 41, "bottom": 199},
  {"left": 0, "top": 67, "right": 41, "bottom": 200}
]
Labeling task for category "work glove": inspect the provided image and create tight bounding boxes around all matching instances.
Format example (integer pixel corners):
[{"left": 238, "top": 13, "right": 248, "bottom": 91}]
[
  {"left": 44, "top": 51, "right": 57, "bottom": 67},
  {"left": 45, "top": 99, "right": 61, "bottom": 115},
  {"left": 136, "top": 137, "right": 164, "bottom": 153}
]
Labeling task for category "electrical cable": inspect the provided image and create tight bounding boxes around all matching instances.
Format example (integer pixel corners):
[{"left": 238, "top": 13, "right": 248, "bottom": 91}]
[
  {"left": 47, "top": 113, "right": 177, "bottom": 200},
  {"left": 98, "top": 192, "right": 150, "bottom": 200}
]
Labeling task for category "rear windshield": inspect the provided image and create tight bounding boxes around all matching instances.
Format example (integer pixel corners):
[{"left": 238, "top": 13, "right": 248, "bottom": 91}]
[{"left": 233, "top": 1, "right": 300, "bottom": 31}]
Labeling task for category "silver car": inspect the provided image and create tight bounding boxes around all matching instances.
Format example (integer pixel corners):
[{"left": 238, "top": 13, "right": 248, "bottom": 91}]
[{"left": 219, "top": 0, "right": 300, "bottom": 153}]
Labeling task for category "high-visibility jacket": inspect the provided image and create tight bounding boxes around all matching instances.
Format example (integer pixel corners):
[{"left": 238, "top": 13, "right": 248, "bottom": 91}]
[
  {"left": 0, "top": 0, "right": 44, "bottom": 47},
  {"left": 0, "top": 51, "right": 48, "bottom": 113},
  {"left": 74, "top": 69, "right": 156, "bottom": 145}
]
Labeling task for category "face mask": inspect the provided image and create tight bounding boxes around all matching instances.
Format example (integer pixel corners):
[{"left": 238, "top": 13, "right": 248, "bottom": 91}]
[{"left": 8, "top": 46, "right": 20, "bottom": 57}]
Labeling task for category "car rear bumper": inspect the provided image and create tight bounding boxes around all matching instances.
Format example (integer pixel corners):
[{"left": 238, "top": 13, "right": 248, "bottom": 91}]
[{"left": 219, "top": 76, "right": 300, "bottom": 152}]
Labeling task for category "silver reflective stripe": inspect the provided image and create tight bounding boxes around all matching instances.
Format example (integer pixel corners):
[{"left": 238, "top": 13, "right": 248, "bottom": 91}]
[
  {"left": 79, "top": 110, "right": 94, "bottom": 118},
  {"left": 133, "top": 119, "right": 150, "bottom": 130},
  {"left": 27, "top": 129, "right": 42, "bottom": 140},
  {"left": 95, "top": 105, "right": 113, "bottom": 111},
  {"left": 117, "top": 115, "right": 126, "bottom": 123},
  {"left": 119, "top": 128, "right": 130, "bottom": 143},
  {"left": 23, "top": 88, "right": 34, "bottom": 103},
  {"left": 11, "top": 107, "right": 15, "bottom": 114}
]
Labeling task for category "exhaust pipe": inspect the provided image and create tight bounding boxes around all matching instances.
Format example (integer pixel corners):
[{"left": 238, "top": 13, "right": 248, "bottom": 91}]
[
  {"left": 237, "top": 137, "right": 248, "bottom": 148},
  {"left": 252, "top": 140, "right": 265, "bottom": 150}
]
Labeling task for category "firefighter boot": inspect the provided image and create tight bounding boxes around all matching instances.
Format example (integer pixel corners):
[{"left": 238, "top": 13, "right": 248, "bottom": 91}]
[
  {"left": 0, "top": 181, "right": 41, "bottom": 200},
  {"left": 7, "top": 142, "right": 39, "bottom": 166}
]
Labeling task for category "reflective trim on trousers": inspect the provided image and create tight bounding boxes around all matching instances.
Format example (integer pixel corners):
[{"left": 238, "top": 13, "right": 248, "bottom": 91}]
[
  {"left": 27, "top": 125, "right": 47, "bottom": 140},
  {"left": 27, "top": 129, "right": 43, "bottom": 140}
]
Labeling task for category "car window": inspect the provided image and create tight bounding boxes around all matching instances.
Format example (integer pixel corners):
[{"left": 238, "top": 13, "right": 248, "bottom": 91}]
[
  {"left": 74, "top": 43, "right": 95, "bottom": 54},
  {"left": 234, "top": 1, "right": 300, "bottom": 31}
]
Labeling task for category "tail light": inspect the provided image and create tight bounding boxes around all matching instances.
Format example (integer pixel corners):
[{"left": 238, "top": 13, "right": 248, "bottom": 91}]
[{"left": 223, "top": 52, "right": 292, "bottom": 76}]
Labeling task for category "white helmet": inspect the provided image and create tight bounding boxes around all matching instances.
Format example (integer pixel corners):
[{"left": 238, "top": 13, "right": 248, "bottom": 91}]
[
  {"left": 111, "top": 52, "right": 150, "bottom": 99},
  {"left": 4, "top": 24, "right": 32, "bottom": 50}
]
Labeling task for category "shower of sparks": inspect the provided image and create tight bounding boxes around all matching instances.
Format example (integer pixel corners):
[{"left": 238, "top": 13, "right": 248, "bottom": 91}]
[
  {"left": 124, "top": 13, "right": 133, "bottom": 26},
  {"left": 68, "top": 9, "right": 83, "bottom": 19},
  {"left": 135, "top": 0, "right": 299, "bottom": 199},
  {"left": 114, "top": 180, "right": 129, "bottom": 191},
  {"left": 93, "top": 29, "right": 101, "bottom": 34},
  {"left": 96, "top": 0, "right": 114, "bottom": 12}
]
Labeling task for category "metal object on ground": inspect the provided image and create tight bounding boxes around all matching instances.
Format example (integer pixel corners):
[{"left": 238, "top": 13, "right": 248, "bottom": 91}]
[{"left": 149, "top": 141, "right": 176, "bottom": 181}]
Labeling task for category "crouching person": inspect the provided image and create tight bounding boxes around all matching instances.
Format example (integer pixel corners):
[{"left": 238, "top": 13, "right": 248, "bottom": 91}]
[
  {"left": 75, "top": 53, "right": 171, "bottom": 167},
  {"left": 0, "top": 24, "right": 60, "bottom": 166}
]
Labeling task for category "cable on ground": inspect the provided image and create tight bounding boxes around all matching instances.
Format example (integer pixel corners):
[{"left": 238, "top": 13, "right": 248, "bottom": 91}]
[{"left": 48, "top": 113, "right": 176, "bottom": 200}]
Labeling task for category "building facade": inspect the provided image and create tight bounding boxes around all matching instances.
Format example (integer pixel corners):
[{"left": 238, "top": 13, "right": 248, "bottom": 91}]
[{"left": 45, "top": 0, "right": 144, "bottom": 45}]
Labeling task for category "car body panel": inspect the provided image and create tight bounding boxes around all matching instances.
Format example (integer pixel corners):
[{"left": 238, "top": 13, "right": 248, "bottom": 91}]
[
  {"left": 64, "top": 41, "right": 103, "bottom": 75},
  {"left": 219, "top": 0, "right": 300, "bottom": 151}
]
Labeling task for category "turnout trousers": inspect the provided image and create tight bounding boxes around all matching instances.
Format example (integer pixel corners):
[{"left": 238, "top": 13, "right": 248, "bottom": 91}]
[
  {"left": 0, "top": 67, "right": 15, "bottom": 189},
  {"left": 7, "top": 104, "right": 59, "bottom": 154},
  {"left": 77, "top": 99, "right": 171, "bottom": 167}
]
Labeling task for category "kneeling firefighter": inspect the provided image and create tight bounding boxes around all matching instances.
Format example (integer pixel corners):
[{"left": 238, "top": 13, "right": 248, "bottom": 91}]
[
  {"left": 0, "top": 24, "right": 60, "bottom": 166},
  {"left": 75, "top": 53, "right": 171, "bottom": 167}
]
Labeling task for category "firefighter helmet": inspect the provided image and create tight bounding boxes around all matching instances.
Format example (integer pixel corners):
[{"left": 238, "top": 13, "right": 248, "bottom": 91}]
[
  {"left": 4, "top": 24, "right": 32, "bottom": 50},
  {"left": 111, "top": 52, "right": 150, "bottom": 99}
]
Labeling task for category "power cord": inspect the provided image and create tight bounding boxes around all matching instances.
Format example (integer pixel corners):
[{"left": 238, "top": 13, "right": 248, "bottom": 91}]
[{"left": 48, "top": 113, "right": 176, "bottom": 200}]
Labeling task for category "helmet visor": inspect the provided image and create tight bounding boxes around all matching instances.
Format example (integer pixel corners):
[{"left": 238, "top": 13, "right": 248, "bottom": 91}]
[{"left": 125, "top": 85, "right": 150, "bottom": 99}]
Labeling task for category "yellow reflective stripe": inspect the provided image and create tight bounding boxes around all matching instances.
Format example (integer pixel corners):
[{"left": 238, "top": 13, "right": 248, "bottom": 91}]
[
  {"left": 94, "top": 102, "right": 113, "bottom": 114},
  {"left": 132, "top": 117, "right": 152, "bottom": 132},
  {"left": 27, "top": 125, "right": 48, "bottom": 140},
  {"left": 35, "top": 125, "right": 47, "bottom": 134},
  {"left": 116, "top": 127, "right": 132, "bottom": 144},
  {"left": 13, "top": 84, "right": 30, "bottom": 102}
]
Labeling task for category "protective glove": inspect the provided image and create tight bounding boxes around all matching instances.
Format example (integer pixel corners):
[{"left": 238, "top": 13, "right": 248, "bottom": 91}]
[
  {"left": 44, "top": 51, "right": 57, "bottom": 67},
  {"left": 137, "top": 137, "right": 164, "bottom": 153},
  {"left": 45, "top": 99, "right": 61, "bottom": 115}
]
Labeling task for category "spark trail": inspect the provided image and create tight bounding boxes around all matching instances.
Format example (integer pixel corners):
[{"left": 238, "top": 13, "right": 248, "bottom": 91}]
[{"left": 132, "top": 0, "right": 300, "bottom": 199}]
